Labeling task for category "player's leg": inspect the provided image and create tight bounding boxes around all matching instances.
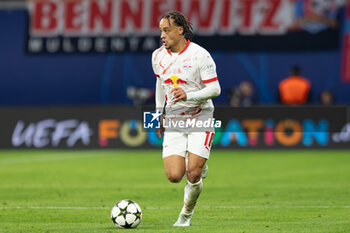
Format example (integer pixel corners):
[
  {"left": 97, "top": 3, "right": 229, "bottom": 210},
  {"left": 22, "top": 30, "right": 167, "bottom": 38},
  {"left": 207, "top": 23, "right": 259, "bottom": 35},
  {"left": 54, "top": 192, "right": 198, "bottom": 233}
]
[
  {"left": 173, "top": 131, "right": 214, "bottom": 227},
  {"left": 183, "top": 152, "right": 208, "bottom": 179},
  {"left": 187, "top": 152, "right": 206, "bottom": 183},
  {"left": 163, "top": 155, "right": 186, "bottom": 183},
  {"left": 202, "top": 162, "right": 208, "bottom": 179},
  {"left": 183, "top": 152, "right": 206, "bottom": 211},
  {"left": 162, "top": 132, "right": 187, "bottom": 183},
  {"left": 173, "top": 153, "right": 206, "bottom": 227}
]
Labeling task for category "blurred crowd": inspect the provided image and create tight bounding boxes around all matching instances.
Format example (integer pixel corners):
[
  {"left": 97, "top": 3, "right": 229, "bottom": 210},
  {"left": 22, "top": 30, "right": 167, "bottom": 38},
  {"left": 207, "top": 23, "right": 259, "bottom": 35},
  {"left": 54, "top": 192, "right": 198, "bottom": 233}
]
[
  {"left": 227, "top": 65, "right": 335, "bottom": 107},
  {"left": 126, "top": 65, "right": 335, "bottom": 107}
]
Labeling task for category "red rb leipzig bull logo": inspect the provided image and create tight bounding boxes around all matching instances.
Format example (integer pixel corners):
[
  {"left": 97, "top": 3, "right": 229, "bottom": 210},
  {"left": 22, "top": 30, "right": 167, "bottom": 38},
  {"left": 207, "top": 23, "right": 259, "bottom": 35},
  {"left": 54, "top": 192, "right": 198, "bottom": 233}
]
[{"left": 164, "top": 76, "right": 188, "bottom": 87}]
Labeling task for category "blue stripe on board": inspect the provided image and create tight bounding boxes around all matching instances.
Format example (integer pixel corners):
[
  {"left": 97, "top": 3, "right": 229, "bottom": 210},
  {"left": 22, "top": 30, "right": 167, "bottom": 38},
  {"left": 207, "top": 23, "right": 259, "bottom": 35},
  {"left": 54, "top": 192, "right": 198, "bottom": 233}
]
[{"left": 101, "top": 55, "right": 116, "bottom": 104}]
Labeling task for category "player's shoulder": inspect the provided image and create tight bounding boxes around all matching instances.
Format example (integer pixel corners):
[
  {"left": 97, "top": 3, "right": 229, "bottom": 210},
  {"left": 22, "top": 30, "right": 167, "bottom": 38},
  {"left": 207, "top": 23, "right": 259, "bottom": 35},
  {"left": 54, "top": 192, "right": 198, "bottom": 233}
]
[
  {"left": 188, "top": 42, "right": 215, "bottom": 66},
  {"left": 152, "top": 46, "right": 163, "bottom": 55},
  {"left": 152, "top": 46, "right": 166, "bottom": 61},
  {"left": 189, "top": 42, "right": 211, "bottom": 56},
  {"left": 188, "top": 42, "right": 213, "bottom": 62}
]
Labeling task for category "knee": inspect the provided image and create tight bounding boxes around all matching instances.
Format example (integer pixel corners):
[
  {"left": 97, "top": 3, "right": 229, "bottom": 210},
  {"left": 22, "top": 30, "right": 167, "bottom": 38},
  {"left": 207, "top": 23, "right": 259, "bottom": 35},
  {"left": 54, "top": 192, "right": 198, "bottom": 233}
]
[
  {"left": 166, "top": 171, "right": 184, "bottom": 183},
  {"left": 187, "top": 168, "right": 202, "bottom": 183}
]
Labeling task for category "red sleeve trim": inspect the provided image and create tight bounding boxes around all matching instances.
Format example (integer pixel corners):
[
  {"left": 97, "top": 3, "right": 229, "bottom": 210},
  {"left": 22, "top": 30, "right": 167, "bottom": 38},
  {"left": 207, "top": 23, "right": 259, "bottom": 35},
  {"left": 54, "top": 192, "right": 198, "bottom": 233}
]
[{"left": 202, "top": 77, "right": 218, "bottom": 84}]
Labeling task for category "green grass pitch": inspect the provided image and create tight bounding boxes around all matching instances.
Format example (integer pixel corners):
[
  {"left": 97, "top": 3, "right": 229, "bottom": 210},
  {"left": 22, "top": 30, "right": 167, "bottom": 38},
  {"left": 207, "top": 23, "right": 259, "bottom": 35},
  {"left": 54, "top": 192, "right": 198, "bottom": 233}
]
[{"left": 0, "top": 150, "right": 349, "bottom": 233}]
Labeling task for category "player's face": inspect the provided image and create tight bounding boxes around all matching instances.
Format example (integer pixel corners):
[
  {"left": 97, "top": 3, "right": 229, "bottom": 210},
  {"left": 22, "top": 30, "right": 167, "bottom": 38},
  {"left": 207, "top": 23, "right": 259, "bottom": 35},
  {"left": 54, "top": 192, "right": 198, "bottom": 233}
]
[{"left": 159, "top": 18, "right": 184, "bottom": 50}]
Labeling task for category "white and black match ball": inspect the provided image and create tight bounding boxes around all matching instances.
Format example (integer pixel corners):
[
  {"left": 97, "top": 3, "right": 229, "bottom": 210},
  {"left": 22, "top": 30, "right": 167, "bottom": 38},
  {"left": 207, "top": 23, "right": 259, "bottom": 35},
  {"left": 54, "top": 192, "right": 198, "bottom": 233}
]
[{"left": 111, "top": 200, "right": 142, "bottom": 229}]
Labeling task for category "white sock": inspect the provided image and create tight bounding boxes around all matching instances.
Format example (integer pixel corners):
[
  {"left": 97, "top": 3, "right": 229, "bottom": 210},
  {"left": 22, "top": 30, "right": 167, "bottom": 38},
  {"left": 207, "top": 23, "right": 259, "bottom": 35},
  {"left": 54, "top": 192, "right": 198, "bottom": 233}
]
[{"left": 181, "top": 178, "right": 203, "bottom": 215}]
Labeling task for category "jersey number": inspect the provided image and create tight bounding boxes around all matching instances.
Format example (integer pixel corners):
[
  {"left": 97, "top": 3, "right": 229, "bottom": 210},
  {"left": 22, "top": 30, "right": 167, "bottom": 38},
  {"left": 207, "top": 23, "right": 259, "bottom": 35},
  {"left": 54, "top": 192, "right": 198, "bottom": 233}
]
[{"left": 204, "top": 132, "right": 214, "bottom": 151}]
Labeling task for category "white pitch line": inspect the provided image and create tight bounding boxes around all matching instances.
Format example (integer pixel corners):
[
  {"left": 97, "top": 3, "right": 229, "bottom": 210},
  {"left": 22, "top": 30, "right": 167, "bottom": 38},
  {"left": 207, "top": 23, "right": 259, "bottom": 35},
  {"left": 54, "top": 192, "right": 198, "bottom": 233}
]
[
  {"left": 1, "top": 206, "right": 350, "bottom": 210},
  {"left": 0, "top": 206, "right": 109, "bottom": 210},
  {"left": 0, "top": 152, "right": 108, "bottom": 165},
  {"left": 200, "top": 205, "right": 350, "bottom": 209}
]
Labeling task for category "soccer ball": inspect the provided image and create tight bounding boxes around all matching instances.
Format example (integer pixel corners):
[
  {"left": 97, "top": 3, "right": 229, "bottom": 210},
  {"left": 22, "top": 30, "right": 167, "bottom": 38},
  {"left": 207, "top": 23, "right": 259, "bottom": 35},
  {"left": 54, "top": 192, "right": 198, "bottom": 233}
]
[{"left": 111, "top": 200, "right": 142, "bottom": 229}]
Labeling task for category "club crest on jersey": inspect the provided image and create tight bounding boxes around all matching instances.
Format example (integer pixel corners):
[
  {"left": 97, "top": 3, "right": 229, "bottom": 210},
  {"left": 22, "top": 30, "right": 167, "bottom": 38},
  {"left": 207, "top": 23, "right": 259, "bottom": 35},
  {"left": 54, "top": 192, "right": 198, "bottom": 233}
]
[
  {"left": 164, "top": 76, "right": 188, "bottom": 87},
  {"left": 183, "top": 63, "right": 193, "bottom": 72}
]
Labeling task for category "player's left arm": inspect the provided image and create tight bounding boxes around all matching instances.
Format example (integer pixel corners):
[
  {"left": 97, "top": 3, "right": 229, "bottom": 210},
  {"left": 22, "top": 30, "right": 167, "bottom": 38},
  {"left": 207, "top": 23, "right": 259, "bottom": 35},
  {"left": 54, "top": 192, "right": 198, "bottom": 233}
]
[
  {"left": 170, "top": 50, "right": 220, "bottom": 103},
  {"left": 171, "top": 76, "right": 220, "bottom": 103},
  {"left": 186, "top": 51, "right": 221, "bottom": 102},
  {"left": 185, "top": 79, "right": 221, "bottom": 102}
]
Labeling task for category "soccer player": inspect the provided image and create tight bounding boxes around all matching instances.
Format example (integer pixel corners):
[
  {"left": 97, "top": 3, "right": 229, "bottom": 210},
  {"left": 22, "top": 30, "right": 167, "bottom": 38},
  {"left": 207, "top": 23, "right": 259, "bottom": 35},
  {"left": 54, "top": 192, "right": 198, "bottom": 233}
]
[{"left": 151, "top": 11, "right": 221, "bottom": 226}]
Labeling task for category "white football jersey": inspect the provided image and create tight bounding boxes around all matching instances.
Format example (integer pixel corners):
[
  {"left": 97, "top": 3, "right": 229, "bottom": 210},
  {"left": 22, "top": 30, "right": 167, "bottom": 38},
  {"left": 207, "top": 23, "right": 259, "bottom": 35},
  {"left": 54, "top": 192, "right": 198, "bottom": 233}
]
[{"left": 152, "top": 41, "right": 218, "bottom": 117}]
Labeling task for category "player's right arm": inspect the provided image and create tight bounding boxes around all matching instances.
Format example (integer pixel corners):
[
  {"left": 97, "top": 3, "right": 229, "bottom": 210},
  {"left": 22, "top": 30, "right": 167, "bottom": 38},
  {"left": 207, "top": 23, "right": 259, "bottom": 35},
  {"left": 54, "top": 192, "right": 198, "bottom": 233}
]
[
  {"left": 152, "top": 50, "right": 166, "bottom": 110},
  {"left": 155, "top": 78, "right": 165, "bottom": 138},
  {"left": 155, "top": 78, "right": 165, "bottom": 112},
  {"left": 152, "top": 50, "right": 165, "bottom": 138}
]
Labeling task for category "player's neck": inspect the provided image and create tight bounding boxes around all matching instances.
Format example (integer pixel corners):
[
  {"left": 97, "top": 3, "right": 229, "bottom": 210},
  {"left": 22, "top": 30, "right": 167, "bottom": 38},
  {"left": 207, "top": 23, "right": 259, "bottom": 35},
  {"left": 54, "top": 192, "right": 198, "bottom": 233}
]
[{"left": 169, "top": 38, "right": 188, "bottom": 53}]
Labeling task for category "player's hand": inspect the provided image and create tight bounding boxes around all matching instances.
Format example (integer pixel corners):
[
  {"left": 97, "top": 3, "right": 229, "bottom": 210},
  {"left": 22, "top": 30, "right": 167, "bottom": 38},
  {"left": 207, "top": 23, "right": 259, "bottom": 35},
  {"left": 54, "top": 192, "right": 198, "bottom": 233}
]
[
  {"left": 155, "top": 115, "right": 164, "bottom": 138},
  {"left": 155, "top": 127, "right": 164, "bottom": 139},
  {"left": 169, "top": 87, "right": 187, "bottom": 103}
]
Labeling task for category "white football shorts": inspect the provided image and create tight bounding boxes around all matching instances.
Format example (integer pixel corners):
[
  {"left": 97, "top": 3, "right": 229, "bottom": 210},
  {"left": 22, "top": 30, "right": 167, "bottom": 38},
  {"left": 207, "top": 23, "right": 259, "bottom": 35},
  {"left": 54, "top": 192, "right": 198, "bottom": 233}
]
[{"left": 162, "top": 131, "right": 215, "bottom": 159}]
